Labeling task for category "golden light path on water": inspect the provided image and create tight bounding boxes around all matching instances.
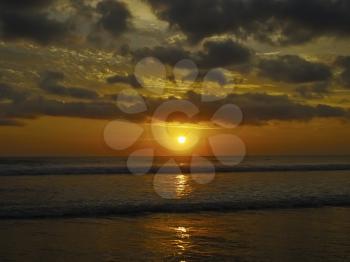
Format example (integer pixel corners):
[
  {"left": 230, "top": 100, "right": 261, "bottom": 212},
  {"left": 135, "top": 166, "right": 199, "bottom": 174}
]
[
  {"left": 174, "top": 174, "right": 190, "bottom": 198},
  {"left": 173, "top": 225, "right": 191, "bottom": 257}
]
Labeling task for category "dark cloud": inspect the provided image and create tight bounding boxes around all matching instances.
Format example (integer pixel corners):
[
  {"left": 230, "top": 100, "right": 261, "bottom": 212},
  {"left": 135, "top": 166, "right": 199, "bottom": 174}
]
[
  {"left": 336, "top": 56, "right": 350, "bottom": 88},
  {"left": 240, "top": 94, "right": 346, "bottom": 123},
  {"left": 133, "top": 46, "right": 191, "bottom": 66},
  {"left": 339, "top": 69, "right": 350, "bottom": 88},
  {"left": 0, "top": 96, "right": 121, "bottom": 120},
  {"left": 96, "top": 0, "right": 131, "bottom": 37},
  {"left": 259, "top": 55, "right": 332, "bottom": 83},
  {"left": 132, "top": 39, "right": 251, "bottom": 71},
  {"left": 197, "top": 39, "right": 252, "bottom": 68},
  {"left": 198, "top": 68, "right": 233, "bottom": 85},
  {"left": 0, "top": 83, "right": 29, "bottom": 102},
  {"left": 0, "top": 0, "right": 68, "bottom": 44},
  {"left": 0, "top": 11, "right": 67, "bottom": 44},
  {"left": 336, "top": 56, "right": 350, "bottom": 68},
  {"left": 39, "top": 71, "right": 99, "bottom": 99},
  {"left": 184, "top": 68, "right": 236, "bottom": 86},
  {"left": 0, "top": 0, "right": 54, "bottom": 9},
  {"left": 295, "top": 82, "right": 330, "bottom": 99},
  {"left": 2, "top": 77, "right": 349, "bottom": 126},
  {"left": 0, "top": 90, "right": 348, "bottom": 126},
  {"left": 0, "top": 0, "right": 132, "bottom": 44},
  {"left": 147, "top": 0, "right": 350, "bottom": 45},
  {"left": 184, "top": 91, "right": 347, "bottom": 124},
  {"left": 106, "top": 74, "right": 141, "bottom": 88},
  {"left": 119, "top": 44, "right": 131, "bottom": 56}
]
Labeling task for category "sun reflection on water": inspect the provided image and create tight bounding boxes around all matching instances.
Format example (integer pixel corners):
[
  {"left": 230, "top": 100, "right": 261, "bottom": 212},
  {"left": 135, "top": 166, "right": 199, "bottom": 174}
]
[
  {"left": 154, "top": 172, "right": 193, "bottom": 199},
  {"left": 175, "top": 174, "right": 190, "bottom": 198},
  {"left": 173, "top": 225, "right": 191, "bottom": 257}
]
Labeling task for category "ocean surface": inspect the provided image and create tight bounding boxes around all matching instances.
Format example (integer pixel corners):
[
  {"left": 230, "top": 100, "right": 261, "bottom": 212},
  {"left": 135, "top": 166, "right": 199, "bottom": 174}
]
[{"left": 0, "top": 156, "right": 350, "bottom": 261}]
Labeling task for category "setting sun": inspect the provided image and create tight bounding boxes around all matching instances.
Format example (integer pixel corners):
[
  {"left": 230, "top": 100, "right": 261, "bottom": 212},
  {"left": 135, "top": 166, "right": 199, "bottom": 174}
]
[{"left": 177, "top": 136, "right": 187, "bottom": 144}]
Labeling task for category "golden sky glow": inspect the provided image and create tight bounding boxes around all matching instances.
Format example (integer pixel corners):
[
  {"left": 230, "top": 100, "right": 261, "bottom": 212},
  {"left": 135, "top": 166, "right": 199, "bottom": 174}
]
[{"left": 0, "top": 0, "right": 350, "bottom": 156}]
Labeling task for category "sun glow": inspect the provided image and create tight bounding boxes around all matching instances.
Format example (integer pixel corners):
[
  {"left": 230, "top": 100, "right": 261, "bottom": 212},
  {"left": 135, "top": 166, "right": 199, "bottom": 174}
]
[{"left": 177, "top": 135, "right": 187, "bottom": 144}]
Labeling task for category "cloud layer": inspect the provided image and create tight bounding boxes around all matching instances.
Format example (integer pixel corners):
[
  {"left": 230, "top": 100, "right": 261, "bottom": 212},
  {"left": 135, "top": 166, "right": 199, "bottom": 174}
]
[
  {"left": 259, "top": 55, "right": 332, "bottom": 83},
  {"left": 147, "top": 0, "right": 350, "bottom": 45},
  {"left": 0, "top": 0, "right": 349, "bottom": 128},
  {"left": 0, "top": 82, "right": 348, "bottom": 126}
]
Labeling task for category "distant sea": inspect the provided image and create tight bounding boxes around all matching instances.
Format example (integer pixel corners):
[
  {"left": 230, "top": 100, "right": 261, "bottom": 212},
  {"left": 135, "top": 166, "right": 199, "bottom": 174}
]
[{"left": 0, "top": 156, "right": 350, "bottom": 261}]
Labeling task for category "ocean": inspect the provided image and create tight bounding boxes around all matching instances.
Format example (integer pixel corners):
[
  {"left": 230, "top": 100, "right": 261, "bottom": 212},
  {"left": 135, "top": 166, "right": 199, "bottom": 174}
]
[{"left": 0, "top": 156, "right": 350, "bottom": 261}]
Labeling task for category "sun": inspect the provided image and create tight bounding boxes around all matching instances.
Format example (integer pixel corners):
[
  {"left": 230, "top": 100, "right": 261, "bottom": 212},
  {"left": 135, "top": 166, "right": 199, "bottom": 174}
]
[{"left": 177, "top": 135, "right": 187, "bottom": 144}]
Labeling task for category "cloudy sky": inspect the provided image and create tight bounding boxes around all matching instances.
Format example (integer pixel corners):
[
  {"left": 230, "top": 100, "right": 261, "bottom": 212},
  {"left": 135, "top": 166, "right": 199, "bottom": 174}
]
[{"left": 0, "top": 0, "right": 350, "bottom": 156}]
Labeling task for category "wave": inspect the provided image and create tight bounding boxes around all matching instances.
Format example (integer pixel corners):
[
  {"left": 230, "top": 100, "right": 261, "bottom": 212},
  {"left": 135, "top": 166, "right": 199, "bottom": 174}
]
[
  {"left": 1, "top": 163, "right": 350, "bottom": 176},
  {"left": 1, "top": 197, "right": 350, "bottom": 219}
]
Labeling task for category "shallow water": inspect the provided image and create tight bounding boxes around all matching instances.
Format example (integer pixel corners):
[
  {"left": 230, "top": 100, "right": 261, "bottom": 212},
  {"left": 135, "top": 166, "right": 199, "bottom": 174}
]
[
  {"left": 1, "top": 156, "right": 350, "bottom": 261},
  {"left": 0, "top": 208, "right": 350, "bottom": 261},
  {"left": 0, "top": 169, "right": 350, "bottom": 218}
]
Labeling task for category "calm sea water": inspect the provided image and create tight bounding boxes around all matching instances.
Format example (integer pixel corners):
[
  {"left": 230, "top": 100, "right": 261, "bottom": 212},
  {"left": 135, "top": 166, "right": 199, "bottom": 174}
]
[{"left": 0, "top": 156, "right": 349, "bottom": 261}]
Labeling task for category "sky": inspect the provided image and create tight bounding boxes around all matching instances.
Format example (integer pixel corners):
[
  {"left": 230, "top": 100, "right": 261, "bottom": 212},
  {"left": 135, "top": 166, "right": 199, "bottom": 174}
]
[{"left": 0, "top": 0, "right": 350, "bottom": 156}]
